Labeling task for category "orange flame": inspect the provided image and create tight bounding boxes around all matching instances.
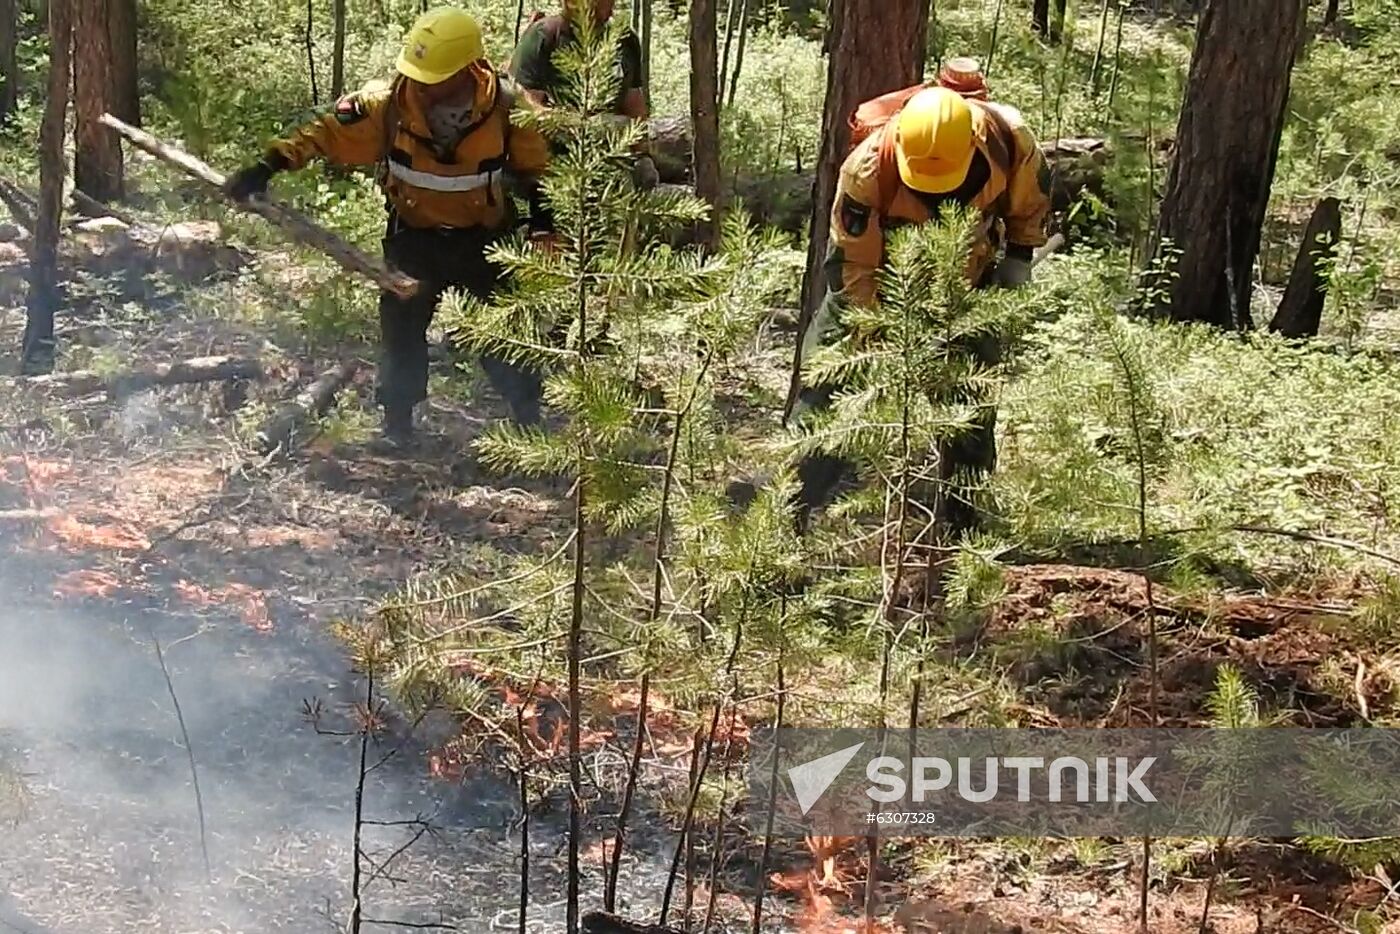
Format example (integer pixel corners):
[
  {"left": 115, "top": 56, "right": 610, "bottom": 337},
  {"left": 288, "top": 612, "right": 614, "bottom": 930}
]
[
  {"left": 53, "top": 568, "right": 126, "bottom": 599},
  {"left": 46, "top": 514, "right": 151, "bottom": 553},
  {"left": 174, "top": 579, "right": 272, "bottom": 631}
]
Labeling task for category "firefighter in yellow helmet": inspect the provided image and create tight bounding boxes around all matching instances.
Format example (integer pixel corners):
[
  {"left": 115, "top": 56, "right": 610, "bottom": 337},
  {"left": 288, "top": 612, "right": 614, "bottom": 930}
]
[
  {"left": 794, "top": 84, "right": 1052, "bottom": 533},
  {"left": 225, "top": 8, "right": 552, "bottom": 444}
]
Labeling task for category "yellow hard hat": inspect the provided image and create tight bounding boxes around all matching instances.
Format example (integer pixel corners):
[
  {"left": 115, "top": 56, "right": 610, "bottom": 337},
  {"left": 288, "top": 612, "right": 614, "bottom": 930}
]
[
  {"left": 895, "top": 87, "right": 976, "bottom": 194},
  {"left": 396, "top": 7, "right": 485, "bottom": 85}
]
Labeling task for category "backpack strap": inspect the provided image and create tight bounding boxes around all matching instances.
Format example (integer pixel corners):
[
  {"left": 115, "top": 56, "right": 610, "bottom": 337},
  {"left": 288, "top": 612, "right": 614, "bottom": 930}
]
[
  {"left": 876, "top": 123, "right": 902, "bottom": 215},
  {"left": 971, "top": 100, "right": 1018, "bottom": 176}
]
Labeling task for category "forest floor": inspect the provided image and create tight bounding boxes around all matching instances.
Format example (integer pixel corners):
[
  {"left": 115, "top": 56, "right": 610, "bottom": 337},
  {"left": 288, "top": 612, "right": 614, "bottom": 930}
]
[{"left": 4, "top": 242, "right": 1399, "bottom": 933}]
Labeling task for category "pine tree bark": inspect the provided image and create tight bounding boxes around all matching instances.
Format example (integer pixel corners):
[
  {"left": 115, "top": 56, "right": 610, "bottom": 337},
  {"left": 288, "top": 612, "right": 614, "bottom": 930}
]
[
  {"left": 331, "top": 0, "right": 346, "bottom": 98},
  {"left": 0, "top": 0, "right": 17, "bottom": 123},
  {"left": 73, "top": 0, "right": 125, "bottom": 201},
  {"left": 1032, "top": 0, "right": 1049, "bottom": 36},
  {"left": 788, "top": 0, "right": 930, "bottom": 417},
  {"left": 1148, "top": 0, "right": 1303, "bottom": 329},
  {"left": 1269, "top": 196, "right": 1341, "bottom": 339},
  {"left": 108, "top": 0, "right": 140, "bottom": 124},
  {"left": 725, "top": 0, "right": 752, "bottom": 109},
  {"left": 1324, "top": 0, "right": 1341, "bottom": 26},
  {"left": 24, "top": 0, "right": 72, "bottom": 375},
  {"left": 689, "top": 0, "right": 721, "bottom": 249}
]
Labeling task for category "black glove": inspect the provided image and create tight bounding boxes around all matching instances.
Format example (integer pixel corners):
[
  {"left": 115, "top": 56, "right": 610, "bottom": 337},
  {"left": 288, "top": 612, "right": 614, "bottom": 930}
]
[{"left": 224, "top": 153, "right": 288, "bottom": 202}]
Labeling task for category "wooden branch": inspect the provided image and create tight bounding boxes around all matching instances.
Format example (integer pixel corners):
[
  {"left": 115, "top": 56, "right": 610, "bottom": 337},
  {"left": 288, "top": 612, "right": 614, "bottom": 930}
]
[
  {"left": 255, "top": 360, "right": 358, "bottom": 455},
  {"left": 9, "top": 355, "right": 263, "bottom": 398},
  {"left": 98, "top": 114, "right": 419, "bottom": 299}
]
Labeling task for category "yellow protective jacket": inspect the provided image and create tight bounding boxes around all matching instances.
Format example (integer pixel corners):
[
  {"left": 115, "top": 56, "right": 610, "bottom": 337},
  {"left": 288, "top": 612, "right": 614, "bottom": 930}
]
[
  {"left": 268, "top": 66, "right": 550, "bottom": 231},
  {"left": 825, "top": 100, "right": 1051, "bottom": 310}
]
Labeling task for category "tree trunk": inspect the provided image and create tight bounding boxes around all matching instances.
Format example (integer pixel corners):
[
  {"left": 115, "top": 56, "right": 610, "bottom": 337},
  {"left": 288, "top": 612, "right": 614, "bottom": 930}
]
[
  {"left": 1324, "top": 0, "right": 1340, "bottom": 25},
  {"left": 1148, "top": 0, "right": 1303, "bottom": 329},
  {"left": 689, "top": 0, "right": 721, "bottom": 249},
  {"left": 108, "top": 0, "right": 139, "bottom": 124},
  {"left": 24, "top": 0, "right": 71, "bottom": 375},
  {"left": 1053, "top": 0, "right": 1068, "bottom": 40},
  {"left": 1089, "top": 0, "right": 1112, "bottom": 96},
  {"left": 331, "top": 0, "right": 346, "bottom": 98},
  {"left": 719, "top": 0, "right": 741, "bottom": 109},
  {"left": 641, "top": 0, "right": 653, "bottom": 97},
  {"left": 73, "top": 0, "right": 124, "bottom": 202},
  {"left": 0, "top": 0, "right": 17, "bottom": 123},
  {"left": 1032, "top": 0, "right": 1049, "bottom": 36},
  {"left": 1268, "top": 196, "right": 1341, "bottom": 339},
  {"left": 725, "top": 0, "right": 752, "bottom": 109},
  {"left": 787, "top": 0, "right": 931, "bottom": 418},
  {"left": 305, "top": 0, "right": 319, "bottom": 104}
]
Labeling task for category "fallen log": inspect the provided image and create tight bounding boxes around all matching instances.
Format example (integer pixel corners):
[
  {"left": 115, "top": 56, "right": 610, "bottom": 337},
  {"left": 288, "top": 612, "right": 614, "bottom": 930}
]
[
  {"left": 99, "top": 114, "right": 420, "bottom": 300},
  {"left": 255, "top": 361, "right": 359, "bottom": 455},
  {"left": 69, "top": 186, "right": 140, "bottom": 227},
  {"left": 0, "top": 176, "right": 36, "bottom": 230},
  {"left": 1269, "top": 196, "right": 1342, "bottom": 339},
  {"left": 8, "top": 355, "right": 264, "bottom": 399}
]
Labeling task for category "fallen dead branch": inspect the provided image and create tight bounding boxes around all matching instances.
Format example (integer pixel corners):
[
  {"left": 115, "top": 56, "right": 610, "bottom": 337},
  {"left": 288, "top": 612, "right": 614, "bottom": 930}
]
[
  {"left": 100, "top": 114, "right": 419, "bottom": 299},
  {"left": 0, "top": 508, "right": 60, "bottom": 521},
  {"left": 255, "top": 360, "right": 359, "bottom": 455},
  {"left": 150, "top": 631, "right": 212, "bottom": 882},
  {"left": 0, "top": 176, "right": 36, "bottom": 230},
  {"left": 7, "top": 355, "right": 264, "bottom": 399}
]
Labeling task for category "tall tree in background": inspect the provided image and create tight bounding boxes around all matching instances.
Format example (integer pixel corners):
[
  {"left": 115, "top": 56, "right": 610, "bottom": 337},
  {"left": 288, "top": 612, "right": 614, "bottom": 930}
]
[
  {"left": 0, "top": 0, "right": 17, "bottom": 123},
  {"left": 109, "top": 0, "right": 140, "bottom": 124},
  {"left": 690, "top": 0, "right": 721, "bottom": 248},
  {"left": 331, "top": 0, "right": 347, "bottom": 98},
  {"left": 787, "top": 0, "right": 931, "bottom": 419},
  {"left": 24, "top": 0, "right": 72, "bottom": 374},
  {"left": 73, "top": 0, "right": 125, "bottom": 201},
  {"left": 1149, "top": 0, "right": 1303, "bottom": 328},
  {"left": 1033, "top": 0, "right": 1069, "bottom": 41}
]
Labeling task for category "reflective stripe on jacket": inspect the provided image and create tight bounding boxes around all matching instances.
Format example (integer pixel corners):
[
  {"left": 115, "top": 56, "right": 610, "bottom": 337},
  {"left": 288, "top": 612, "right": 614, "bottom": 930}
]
[{"left": 268, "top": 66, "right": 550, "bottom": 231}]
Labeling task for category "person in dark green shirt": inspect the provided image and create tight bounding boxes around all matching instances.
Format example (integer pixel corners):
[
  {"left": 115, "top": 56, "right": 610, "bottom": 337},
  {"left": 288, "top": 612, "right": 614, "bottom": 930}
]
[
  {"left": 509, "top": 0, "right": 649, "bottom": 121},
  {"left": 510, "top": 0, "right": 657, "bottom": 191}
]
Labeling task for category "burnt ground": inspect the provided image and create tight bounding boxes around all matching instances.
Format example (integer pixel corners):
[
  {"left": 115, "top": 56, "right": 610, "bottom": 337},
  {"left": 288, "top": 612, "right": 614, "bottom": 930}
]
[
  {"left": 0, "top": 341, "right": 682, "bottom": 930},
  {"left": 3, "top": 270, "right": 1400, "bottom": 933}
]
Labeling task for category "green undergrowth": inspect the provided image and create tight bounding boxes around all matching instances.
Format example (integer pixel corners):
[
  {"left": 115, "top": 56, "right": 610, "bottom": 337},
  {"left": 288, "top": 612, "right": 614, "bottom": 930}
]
[{"left": 998, "top": 251, "right": 1400, "bottom": 587}]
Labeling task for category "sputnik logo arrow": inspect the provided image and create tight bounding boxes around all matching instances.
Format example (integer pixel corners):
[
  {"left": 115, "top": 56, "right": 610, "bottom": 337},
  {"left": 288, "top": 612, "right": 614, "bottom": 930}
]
[{"left": 786, "top": 742, "right": 866, "bottom": 815}]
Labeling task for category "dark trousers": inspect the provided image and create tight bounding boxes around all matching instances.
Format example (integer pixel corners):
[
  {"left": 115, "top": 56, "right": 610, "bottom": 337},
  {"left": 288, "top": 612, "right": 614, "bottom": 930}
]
[
  {"left": 379, "top": 222, "right": 543, "bottom": 425},
  {"left": 794, "top": 335, "right": 1001, "bottom": 540}
]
